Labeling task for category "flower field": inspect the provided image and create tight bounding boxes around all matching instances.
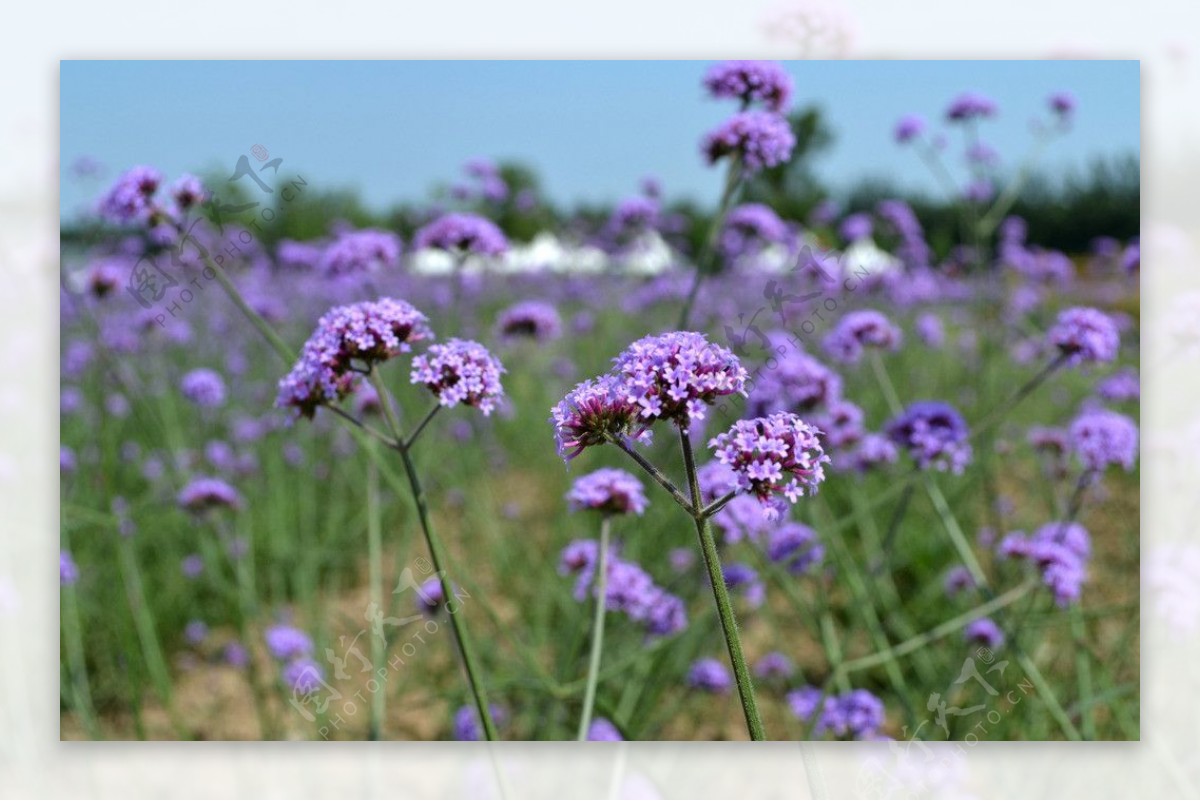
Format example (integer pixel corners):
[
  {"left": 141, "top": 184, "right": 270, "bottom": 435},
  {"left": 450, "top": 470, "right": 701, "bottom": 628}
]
[{"left": 59, "top": 61, "right": 1139, "bottom": 742}]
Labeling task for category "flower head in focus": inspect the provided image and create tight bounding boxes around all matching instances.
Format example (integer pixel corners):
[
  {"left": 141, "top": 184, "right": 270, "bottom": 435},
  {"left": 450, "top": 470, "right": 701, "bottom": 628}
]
[
  {"left": 410, "top": 339, "right": 506, "bottom": 416},
  {"left": 551, "top": 375, "right": 650, "bottom": 462},
  {"left": 612, "top": 331, "right": 748, "bottom": 432},
  {"left": 708, "top": 412, "right": 829, "bottom": 519}
]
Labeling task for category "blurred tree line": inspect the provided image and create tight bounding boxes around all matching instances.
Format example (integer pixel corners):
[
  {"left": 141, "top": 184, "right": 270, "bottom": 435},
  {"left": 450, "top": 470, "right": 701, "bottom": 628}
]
[{"left": 62, "top": 106, "right": 1138, "bottom": 259}]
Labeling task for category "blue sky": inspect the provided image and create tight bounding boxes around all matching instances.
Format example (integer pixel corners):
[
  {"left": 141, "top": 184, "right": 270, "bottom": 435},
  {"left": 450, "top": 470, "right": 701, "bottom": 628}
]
[{"left": 60, "top": 60, "right": 1139, "bottom": 218}]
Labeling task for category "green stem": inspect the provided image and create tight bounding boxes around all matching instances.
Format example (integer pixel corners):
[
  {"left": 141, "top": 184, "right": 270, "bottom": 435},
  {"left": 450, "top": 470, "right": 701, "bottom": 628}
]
[
  {"left": 868, "top": 350, "right": 903, "bottom": 415},
  {"left": 1070, "top": 603, "right": 1096, "bottom": 739},
  {"left": 607, "top": 433, "right": 695, "bottom": 513},
  {"left": 576, "top": 515, "right": 611, "bottom": 740},
  {"left": 923, "top": 475, "right": 988, "bottom": 587},
  {"left": 679, "top": 428, "right": 766, "bottom": 740},
  {"left": 366, "top": 442, "right": 386, "bottom": 741},
  {"left": 368, "top": 370, "right": 499, "bottom": 742},
  {"left": 677, "top": 156, "right": 744, "bottom": 330},
  {"left": 201, "top": 250, "right": 296, "bottom": 364}
]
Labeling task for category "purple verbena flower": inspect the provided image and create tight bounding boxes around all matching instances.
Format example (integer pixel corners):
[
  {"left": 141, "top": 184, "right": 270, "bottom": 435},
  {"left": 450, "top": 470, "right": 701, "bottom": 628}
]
[
  {"left": 708, "top": 412, "right": 829, "bottom": 519},
  {"left": 184, "top": 620, "right": 208, "bottom": 646},
  {"left": 701, "top": 111, "right": 796, "bottom": 174},
  {"left": 98, "top": 165, "right": 163, "bottom": 224},
  {"left": 885, "top": 401, "right": 972, "bottom": 474},
  {"left": 586, "top": 717, "right": 624, "bottom": 741},
  {"left": 282, "top": 658, "right": 325, "bottom": 694},
  {"left": 613, "top": 331, "right": 748, "bottom": 432},
  {"left": 1048, "top": 91, "right": 1076, "bottom": 117},
  {"left": 720, "top": 203, "right": 790, "bottom": 258},
  {"left": 177, "top": 477, "right": 242, "bottom": 513},
  {"left": 943, "top": 565, "right": 976, "bottom": 597},
  {"left": 181, "top": 554, "right": 204, "bottom": 579},
  {"left": 722, "top": 562, "right": 766, "bottom": 608},
  {"left": 567, "top": 468, "right": 648, "bottom": 516},
  {"left": 180, "top": 368, "right": 226, "bottom": 408},
  {"left": 168, "top": 173, "right": 206, "bottom": 211},
  {"left": 277, "top": 298, "right": 433, "bottom": 419},
  {"left": 496, "top": 300, "right": 563, "bottom": 343},
  {"left": 265, "top": 624, "right": 313, "bottom": 661},
  {"left": 453, "top": 703, "right": 507, "bottom": 741},
  {"left": 1095, "top": 368, "right": 1139, "bottom": 403},
  {"left": 811, "top": 399, "right": 866, "bottom": 452},
  {"left": 822, "top": 310, "right": 902, "bottom": 364},
  {"left": 964, "top": 617, "right": 1005, "bottom": 648},
  {"left": 687, "top": 658, "right": 732, "bottom": 693},
  {"left": 894, "top": 114, "right": 926, "bottom": 143},
  {"left": 945, "top": 91, "right": 998, "bottom": 122},
  {"left": 765, "top": 521, "right": 824, "bottom": 574},
  {"left": 839, "top": 213, "right": 873, "bottom": 243},
  {"left": 60, "top": 550, "right": 80, "bottom": 586},
  {"left": 410, "top": 339, "right": 506, "bottom": 416},
  {"left": 318, "top": 229, "right": 402, "bottom": 276},
  {"left": 414, "top": 213, "right": 508, "bottom": 257},
  {"left": 1047, "top": 307, "right": 1120, "bottom": 366},
  {"left": 1069, "top": 408, "right": 1138, "bottom": 472},
  {"left": 703, "top": 60, "right": 793, "bottom": 112},
  {"left": 754, "top": 652, "right": 795, "bottom": 681},
  {"left": 551, "top": 375, "right": 650, "bottom": 462},
  {"left": 848, "top": 433, "right": 899, "bottom": 473}
]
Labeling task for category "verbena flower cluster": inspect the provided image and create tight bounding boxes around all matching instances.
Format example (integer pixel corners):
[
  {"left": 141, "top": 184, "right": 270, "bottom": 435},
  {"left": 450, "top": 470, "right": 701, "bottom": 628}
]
[
  {"left": 1068, "top": 408, "right": 1138, "bottom": 473},
  {"left": 177, "top": 477, "right": 242, "bottom": 513},
  {"left": 788, "top": 687, "right": 886, "bottom": 740},
  {"left": 708, "top": 412, "right": 830, "bottom": 520},
  {"left": 558, "top": 539, "right": 687, "bottom": 636},
  {"left": 566, "top": 468, "right": 648, "bottom": 516},
  {"left": 180, "top": 368, "right": 226, "bottom": 408},
  {"left": 700, "top": 111, "right": 796, "bottom": 174},
  {"left": 413, "top": 212, "right": 508, "bottom": 257},
  {"left": 410, "top": 338, "right": 506, "bottom": 416},
  {"left": 276, "top": 298, "right": 433, "bottom": 419},
  {"left": 964, "top": 617, "right": 1005, "bottom": 648},
  {"left": 453, "top": 703, "right": 507, "bottom": 741},
  {"left": 687, "top": 657, "right": 732, "bottom": 693},
  {"left": 1047, "top": 307, "right": 1120, "bottom": 367},
  {"left": 702, "top": 60, "right": 793, "bottom": 112},
  {"left": 698, "top": 461, "right": 784, "bottom": 543},
  {"left": 822, "top": 310, "right": 902, "bottom": 364},
  {"left": 945, "top": 91, "right": 998, "bottom": 122},
  {"left": 720, "top": 203, "right": 790, "bottom": 258},
  {"left": 764, "top": 521, "right": 824, "bottom": 575},
  {"left": 551, "top": 375, "right": 651, "bottom": 461},
  {"left": 612, "top": 331, "right": 748, "bottom": 432},
  {"left": 885, "top": 401, "right": 973, "bottom": 474},
  {"left": 999, "top": 522, "right": 1092, "bottom": 606},
  {"left": 495, "top": 300, "right": 563, "bottom": 343},
  {"left": 98, "top": 165, "right": 163, "bottom": 224},
  {"left": 318, "top": 229, "right": 403, "bottom": 276}
]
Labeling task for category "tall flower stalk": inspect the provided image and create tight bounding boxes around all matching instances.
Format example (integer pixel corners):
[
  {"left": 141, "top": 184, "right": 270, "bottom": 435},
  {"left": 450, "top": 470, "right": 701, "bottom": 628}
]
[
  {"left": 186, "top": 237, "right": 503, "bottom": 740},
  {"left": 552, "top": 331, "right": 828, "bottom": 740}
]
